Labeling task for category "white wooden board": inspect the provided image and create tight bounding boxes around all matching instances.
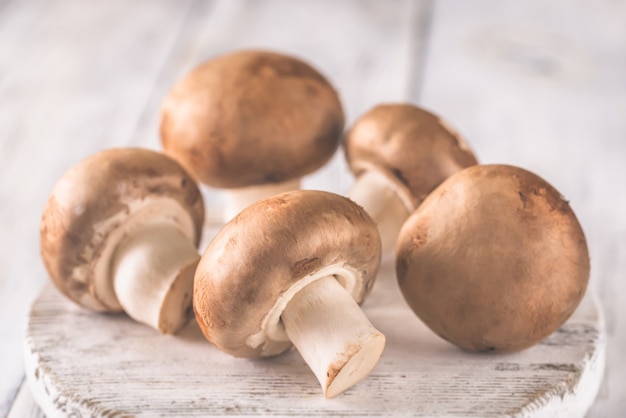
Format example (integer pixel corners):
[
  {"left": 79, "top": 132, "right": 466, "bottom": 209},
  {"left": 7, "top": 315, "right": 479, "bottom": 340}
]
[{"left": 24, "top": 261, "right": 605, "bottom": 417}]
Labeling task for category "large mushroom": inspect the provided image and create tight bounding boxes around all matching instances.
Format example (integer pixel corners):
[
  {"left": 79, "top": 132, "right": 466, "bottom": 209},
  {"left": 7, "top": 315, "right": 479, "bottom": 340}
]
[
  {"left": 160, "top": 49, "right": 345, "bottom": 220},
  {"left": 344, "top": 103, "right": 478, "bottom": 256},
  {"left": 40, "top": 148, "right": 205, "bottom": 334},
  {"left": 193, "top": 190, "right": 384, "bottom": 398},
  {"left": 396, "top": 164, "right": 590, "bottom": 352}
]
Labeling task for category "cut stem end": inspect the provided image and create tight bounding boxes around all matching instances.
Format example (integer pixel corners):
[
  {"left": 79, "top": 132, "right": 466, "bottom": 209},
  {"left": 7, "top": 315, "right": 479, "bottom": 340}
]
[{"left": 281, "top": 275, "right": 385, "bottom": 398}]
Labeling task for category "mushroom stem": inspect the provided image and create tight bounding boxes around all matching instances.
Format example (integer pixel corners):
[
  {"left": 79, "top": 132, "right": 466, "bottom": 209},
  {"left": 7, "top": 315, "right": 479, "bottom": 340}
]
[
  {"left": 349, "top": 170, "right": 411, "bottom": 258},
  {"left": 222, "top": 178, "right": 301, "bottom": 221},
  {"left": 281, "top": 275, "right": 386, "bottom": 398},
  {"left": 112, "top": 223, "right": 199, "bottom": 334}
]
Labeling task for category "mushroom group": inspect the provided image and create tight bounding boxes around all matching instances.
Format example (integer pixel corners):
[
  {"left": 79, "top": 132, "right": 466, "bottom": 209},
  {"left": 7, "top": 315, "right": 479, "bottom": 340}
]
[{"left": 38, "top": 48, "right": 591, "bottom": 400}]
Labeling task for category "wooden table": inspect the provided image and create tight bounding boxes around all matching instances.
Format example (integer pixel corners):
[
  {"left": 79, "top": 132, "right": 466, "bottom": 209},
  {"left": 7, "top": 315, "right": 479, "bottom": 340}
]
[{"left": 1, "top": 0, "right": 624, "bottom": 416}]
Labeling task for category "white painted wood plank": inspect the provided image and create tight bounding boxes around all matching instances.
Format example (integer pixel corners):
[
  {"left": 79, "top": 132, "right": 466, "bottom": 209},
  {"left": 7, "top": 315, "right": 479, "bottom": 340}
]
[
  {"left": 24, "top": 262, "right": 604, "bottom": 417},
  {"left": 0, "top": 0, "right": 198, "bottom": 414},
  {"left": 418, "top": 1, "right": 626, "bottom": 415}
]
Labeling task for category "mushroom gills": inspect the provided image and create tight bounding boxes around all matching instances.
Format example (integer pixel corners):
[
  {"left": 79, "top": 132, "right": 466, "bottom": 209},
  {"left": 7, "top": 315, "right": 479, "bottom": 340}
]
[
  {"left": 222, "top": 178, "right": 301, "bottom": 221},
  {"left": 349, "top": 170, "right": 411, "bottom": 257},
  {"left": 112, "top": 222, "right": 200, "bottom": 334},
  {"left": 281, "top": 275, "right": 386, "bottom": 398}
]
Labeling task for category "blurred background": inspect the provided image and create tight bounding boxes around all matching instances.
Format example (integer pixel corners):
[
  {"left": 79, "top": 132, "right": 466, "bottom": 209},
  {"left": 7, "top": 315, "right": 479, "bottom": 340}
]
[{"left": 1, "top": 0, "right": 624, "bottom": 416}]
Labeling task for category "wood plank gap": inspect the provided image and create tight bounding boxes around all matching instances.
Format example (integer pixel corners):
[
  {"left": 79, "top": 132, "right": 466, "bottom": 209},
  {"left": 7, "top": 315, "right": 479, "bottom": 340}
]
[
  {"left": 0, "top": 0, "right": 17, "bottom": 22},
  {"left": 5, "top": 379, "right": 45, "bottom": 418},
  {"left": 407, "top": 0, "right": 435, "bottom": 102},
  {"left": 126, "top": 0, "right": 217, "bottom": 148},
  {"left": 1, "top": 377, "right": 22, "bottom": 418}
]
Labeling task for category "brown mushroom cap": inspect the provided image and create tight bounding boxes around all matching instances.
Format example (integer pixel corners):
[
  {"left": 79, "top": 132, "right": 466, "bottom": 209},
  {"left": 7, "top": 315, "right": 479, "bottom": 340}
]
[
  {"left": 193, "top": 190, "right": 381, "bottom": 358},
  {"left": 40, "top": 148, "right": 204, "bottom": 312},
  {"left": 160, "top": 50, "right": 345, "bottom": 188},
  {"left": 344, "top": 103, "right": 478, "bottom": 210},
  {"left": 396, "top": 164, "right": 590, "bottom": 352}
]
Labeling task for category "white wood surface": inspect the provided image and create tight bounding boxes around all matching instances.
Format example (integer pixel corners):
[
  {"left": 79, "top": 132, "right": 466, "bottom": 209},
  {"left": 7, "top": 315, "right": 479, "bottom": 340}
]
[
  {"left": 1, "top": 0, "right": 624, "bottom": 416},
  {"left": 23, "top": 262, "right": 604, "bottom": 417}
]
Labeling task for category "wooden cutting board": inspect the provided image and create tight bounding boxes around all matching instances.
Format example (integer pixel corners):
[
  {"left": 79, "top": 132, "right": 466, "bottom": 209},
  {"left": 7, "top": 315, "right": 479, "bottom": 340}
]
[{"left": 24, "top": 259, "right": 605, "bottom": 417}]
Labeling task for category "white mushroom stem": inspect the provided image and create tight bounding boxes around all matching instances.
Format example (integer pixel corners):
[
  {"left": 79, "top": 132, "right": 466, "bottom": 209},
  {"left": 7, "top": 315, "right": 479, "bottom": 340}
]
[
  {"left": 222, "top": 178, "right": 301, "bottom": 221},
  {"left": 281, "top": 275, "right": 386, "bottom": 398},
  {"left": 348, "top": 170, "right": 411, "bottom": 258},
  {"left": 112, "top": 223, "right": 200, "bottom": 334}
]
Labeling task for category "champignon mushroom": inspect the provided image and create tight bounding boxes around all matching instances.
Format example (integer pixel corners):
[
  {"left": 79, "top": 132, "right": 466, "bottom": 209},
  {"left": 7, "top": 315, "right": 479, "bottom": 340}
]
[
  {"left": 396, "top": 164, "right": 590, "bottom": 352},
  {"left": 344, "top": 103, "right": 478, "bottom": 257},
  {"left": 194, "top": 190, "right": 385, "bottom": 398},
  {"left": 160, "top": 49, "right": 345, "bottom": 221},
  {"left": 40, "top": 148, "right": 205, "bottom": 334}
]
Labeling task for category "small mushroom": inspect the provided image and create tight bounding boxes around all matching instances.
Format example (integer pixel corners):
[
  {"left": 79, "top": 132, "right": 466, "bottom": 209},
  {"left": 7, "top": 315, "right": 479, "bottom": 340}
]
[
  {"left": 40, "top": 148, "right": 205, "bottom": 334},
  {"left": 161, "top": 49, "right": 345, "bottom": 220},
  {"left": 193, "top": 190, "right": 385, "bottom": 398},
  {"left": 344, "top": 103, "right": 478, "bottom": 256},
  {"left": 396, "top": 164, "right": 590, "bottom": 352}
]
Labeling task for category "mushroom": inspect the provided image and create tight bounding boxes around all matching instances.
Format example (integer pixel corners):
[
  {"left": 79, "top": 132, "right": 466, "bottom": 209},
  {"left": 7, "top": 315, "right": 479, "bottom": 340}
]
[
  {"left": 395, "top": 164, "right": 590, "bottom": 352},
  {"left": 160, "top": 49, "right": 345, "bottom": 221},
  {"left": 344, "top": 103, "right": 478, "bottom": 257},
  {"left": 193, "top": 190, "right": 385, "bottom": 398},
  {"left": 40, "top": 148, "right": 205, "bottom": 334}
]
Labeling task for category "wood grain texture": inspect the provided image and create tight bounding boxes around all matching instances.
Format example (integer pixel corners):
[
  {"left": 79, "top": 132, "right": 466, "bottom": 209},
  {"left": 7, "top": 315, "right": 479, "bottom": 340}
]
[{"left": 24, "top": 262, "right": 604, "bottom": 417}]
